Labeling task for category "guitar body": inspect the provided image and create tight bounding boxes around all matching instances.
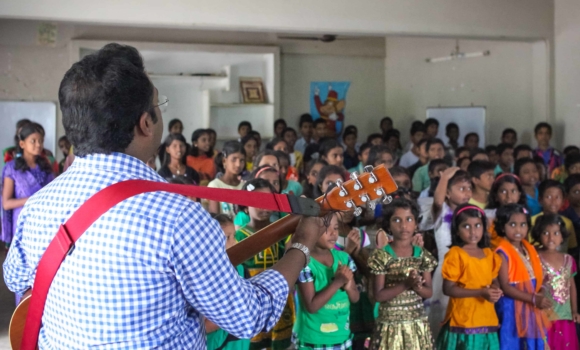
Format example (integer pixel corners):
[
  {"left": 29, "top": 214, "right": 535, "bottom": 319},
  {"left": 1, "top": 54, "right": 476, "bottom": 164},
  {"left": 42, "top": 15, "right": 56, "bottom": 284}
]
[{"left": 9, "top": 165, "right": 396, "bottom": 350}]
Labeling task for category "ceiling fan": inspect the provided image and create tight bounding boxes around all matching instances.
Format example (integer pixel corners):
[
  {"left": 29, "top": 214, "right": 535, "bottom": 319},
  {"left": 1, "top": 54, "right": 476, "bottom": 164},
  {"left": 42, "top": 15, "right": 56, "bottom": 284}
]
[
  {"left": 426, "top": 39, "right": 490, "bottom": 63},
  {"left": 277, "top": 34, "right": 361, "bottom": 43}
]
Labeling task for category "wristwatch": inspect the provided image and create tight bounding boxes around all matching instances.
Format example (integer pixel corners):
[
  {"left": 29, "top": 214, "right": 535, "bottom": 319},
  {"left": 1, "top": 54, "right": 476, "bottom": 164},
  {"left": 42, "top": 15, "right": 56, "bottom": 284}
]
[{"left": 289, "top": 243, "right": 310, "bottom": 267}]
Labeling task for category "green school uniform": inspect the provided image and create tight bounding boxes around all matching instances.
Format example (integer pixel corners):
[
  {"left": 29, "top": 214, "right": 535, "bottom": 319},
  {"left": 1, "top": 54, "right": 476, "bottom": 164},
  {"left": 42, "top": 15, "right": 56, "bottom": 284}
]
[{"left": 295, "top": 249, "right": 356, "bottom": 348}]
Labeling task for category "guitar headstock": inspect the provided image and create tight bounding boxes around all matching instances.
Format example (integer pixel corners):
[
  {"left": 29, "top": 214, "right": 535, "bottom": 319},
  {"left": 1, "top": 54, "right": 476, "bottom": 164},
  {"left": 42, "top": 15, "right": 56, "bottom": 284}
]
[{"left": 321, "top": 165, "right": 399, "bottom": 216}]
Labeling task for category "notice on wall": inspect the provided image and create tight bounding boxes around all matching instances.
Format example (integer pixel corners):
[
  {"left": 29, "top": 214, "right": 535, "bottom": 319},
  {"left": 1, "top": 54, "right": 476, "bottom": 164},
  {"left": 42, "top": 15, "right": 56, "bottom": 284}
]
[
  {"left": 37, "top": 23, "right": 57, "bottom": 47},
  {"left": 310, "top": 81, "right": 350, "bottom": 138}
]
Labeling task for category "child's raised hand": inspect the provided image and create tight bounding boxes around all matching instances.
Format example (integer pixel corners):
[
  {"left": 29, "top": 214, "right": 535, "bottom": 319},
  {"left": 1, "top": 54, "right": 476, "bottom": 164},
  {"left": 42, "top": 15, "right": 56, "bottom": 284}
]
[
  {"left": 411, "top": 233, "right": 424, "bottom": 247},
  {"left": 534, "top": 294, "right": 552, "bottom": 310},
  {"left": 335, "top": 264, "right": 353, "bottom": 286},
  {"left": 404, "top": 270, "right": 421, "bottom": 289},
  {"left": 375, "top": 229, "right": 392, "bottom": 249},
  {"left": 441, "top": 167, "right": 460, "bottom": 181},
  {"left": 481, "top": 287, "right": 503, "bottom": 303},
  {"left": 345, "top": 228, "right": 361, "bottom": 255}
]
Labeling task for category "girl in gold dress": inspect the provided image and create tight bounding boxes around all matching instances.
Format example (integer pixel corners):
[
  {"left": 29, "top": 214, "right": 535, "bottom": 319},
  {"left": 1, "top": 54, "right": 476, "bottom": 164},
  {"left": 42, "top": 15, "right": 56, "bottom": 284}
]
[{"left": 368, "top": 198, "right": 437, "bottom": 350}]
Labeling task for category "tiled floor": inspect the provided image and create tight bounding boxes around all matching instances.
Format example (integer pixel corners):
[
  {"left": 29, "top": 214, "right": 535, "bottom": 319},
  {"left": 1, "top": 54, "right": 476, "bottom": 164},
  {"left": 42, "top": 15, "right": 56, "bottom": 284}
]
[{"left": 1, "top": 251, "right": 15, "bottom": 349}]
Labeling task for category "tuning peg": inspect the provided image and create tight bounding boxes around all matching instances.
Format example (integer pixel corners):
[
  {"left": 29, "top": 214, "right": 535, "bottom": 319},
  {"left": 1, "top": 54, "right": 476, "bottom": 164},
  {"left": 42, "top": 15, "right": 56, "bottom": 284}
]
[
  {"left": 363, "top": 165, "right": 378, "bottom": 184},
  {"left": 336, "top": 179, "right": 348, "bottom": 197},
  {"left": 359, "top": 194, "right": 371, "bottom": 203},
  {"left": 353, "top": 207, "right": 363, "bottom": 216},
  {"left": 345, "top": 199, "right": 356, "bottom": 209},
  {"left": 382, "top": 195, "right": 393, "bottom": 204},
  {"left": 350, "top": 172, "right": 362, "bottom": 190},
  {"left": 367, "top": 201, "right": 376, "bottom": 210},
  {"left": 375, "top": 187, "right": 385, "bottom": 196}
]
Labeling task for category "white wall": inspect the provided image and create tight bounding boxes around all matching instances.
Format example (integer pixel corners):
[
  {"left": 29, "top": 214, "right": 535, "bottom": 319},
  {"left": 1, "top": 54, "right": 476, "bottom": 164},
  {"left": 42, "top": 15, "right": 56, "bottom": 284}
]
[
  {"left": 555, "top": 0, "right": 580, "bottom": 148},
  {"left": 0, "top": 0, "right": 553, "bottom": 40},
  {"left": 385, "top": 36, "right": 548, "bottom": 146},
  {"left": 281, "top": 54, "right": 386, "bottom": 140}
]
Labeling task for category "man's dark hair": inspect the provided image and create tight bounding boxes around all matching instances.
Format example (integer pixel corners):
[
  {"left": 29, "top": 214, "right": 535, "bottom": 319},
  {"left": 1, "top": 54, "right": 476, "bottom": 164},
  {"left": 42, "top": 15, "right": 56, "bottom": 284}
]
[
  {"left": 299, "top": 113, "right": 313, "bottom": 128},
  {"left": 59, "top": 43, "right": 156, "bottom": 157},
  {"left": 238, "top": 121, "right": 252, "bottom": 131},
  {"left": 446, "top": 122, "right": 459, "bottom": 134},
  {"left": 534, "top": 122, "right": 552, "bottom": 135},
  {"left": 425, "top": 118, "right": 439, "bottom": 128},
  {"left": 502, "top": 128, "right": 517, "bottom": 138},
  {"left": 467, "top": 160, "right": 495, "bottom": 179},
  {"left": 410, "top": 121, "right": 425, "bottom": 136}
]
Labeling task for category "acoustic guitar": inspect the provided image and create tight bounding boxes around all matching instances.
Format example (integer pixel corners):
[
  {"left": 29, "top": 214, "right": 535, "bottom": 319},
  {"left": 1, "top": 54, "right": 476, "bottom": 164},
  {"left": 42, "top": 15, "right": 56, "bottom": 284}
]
[{"left": 10, "top": 164, "right": 397, "bottom": 349}]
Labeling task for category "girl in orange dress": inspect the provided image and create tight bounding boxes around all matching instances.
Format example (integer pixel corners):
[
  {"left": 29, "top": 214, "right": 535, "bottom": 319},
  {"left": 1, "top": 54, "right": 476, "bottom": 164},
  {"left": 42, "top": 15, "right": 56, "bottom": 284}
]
[
  {"left": 436, "top": 204, "right": 503, "bottom": 349},
  {"left": 186, "top": 129, "right": 216, "bottom": 185}
]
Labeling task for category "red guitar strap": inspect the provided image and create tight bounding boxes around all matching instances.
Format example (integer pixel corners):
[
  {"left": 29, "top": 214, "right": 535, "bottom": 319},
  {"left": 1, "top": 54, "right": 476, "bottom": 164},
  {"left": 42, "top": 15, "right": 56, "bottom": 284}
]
[{"left": 21, "top": 180, "right": 318, "bottom": 349}]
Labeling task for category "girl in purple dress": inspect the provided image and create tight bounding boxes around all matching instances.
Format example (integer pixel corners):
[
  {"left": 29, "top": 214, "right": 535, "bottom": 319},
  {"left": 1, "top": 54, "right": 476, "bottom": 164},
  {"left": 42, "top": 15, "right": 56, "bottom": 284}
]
[{"left": 2, "top": 122, "right": 55, "bottom": 245}]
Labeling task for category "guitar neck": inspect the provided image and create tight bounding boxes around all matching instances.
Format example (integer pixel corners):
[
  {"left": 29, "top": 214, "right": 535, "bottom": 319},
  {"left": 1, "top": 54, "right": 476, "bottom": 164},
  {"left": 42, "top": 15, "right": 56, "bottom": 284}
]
[{"left": 227, "top": 214, "right": 301, "bottom": 266}]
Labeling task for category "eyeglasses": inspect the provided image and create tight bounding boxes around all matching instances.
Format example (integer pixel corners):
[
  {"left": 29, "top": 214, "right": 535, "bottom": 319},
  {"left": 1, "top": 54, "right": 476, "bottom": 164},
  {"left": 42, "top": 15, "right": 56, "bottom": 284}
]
[{"left": 154, "top": 95, "right": 169, "bottom": 107}]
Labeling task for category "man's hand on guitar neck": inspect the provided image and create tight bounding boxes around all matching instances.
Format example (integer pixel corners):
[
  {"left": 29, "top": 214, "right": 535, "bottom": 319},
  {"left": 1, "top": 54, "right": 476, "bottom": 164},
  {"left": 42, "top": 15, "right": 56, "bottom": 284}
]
[{"left": 272, "top": 216, "right": 326, "bottom": 288}]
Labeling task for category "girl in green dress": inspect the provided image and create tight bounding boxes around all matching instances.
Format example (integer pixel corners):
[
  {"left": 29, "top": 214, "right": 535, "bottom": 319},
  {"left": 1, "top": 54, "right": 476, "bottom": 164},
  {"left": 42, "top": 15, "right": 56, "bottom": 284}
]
[
  {"left": 368, "top": 198, "right": 437, "bottom": 350},
  {"left": 294, "top": 212, "right": 360, "bottom": 350},
  {"left": 235, "top": 178, "right": 295, "bottom": 350}
]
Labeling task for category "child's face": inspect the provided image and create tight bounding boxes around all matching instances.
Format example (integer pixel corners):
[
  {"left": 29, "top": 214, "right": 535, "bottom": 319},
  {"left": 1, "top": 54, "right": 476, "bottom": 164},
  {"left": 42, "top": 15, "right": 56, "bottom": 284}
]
[
  {"left": 344, "top": 134, "right": 357, "bottom": 148},
  {"left": 223, "top": 152, "right": 245, "bottom": 175},
  {"left": 323, "top": 147, "right": 344, "bottom": 167},
  {"left": 339, "top": 210, "right": 355, "bottom": 225},
  {"left": 59, "top": 140, "right": 71, "bottom": 156},
  {"left": 19, "top": 132, "right": 44, "bottom": 157},
  {"left": 502, "top": 133, "right": 517, "bottom": 146},
  {"left": 457, "top": 216, "right": 484, "bottom": 246},
  {"left": 447, "top": 127, "right": 459, "bottom": 142},
  {"left": 459, "top": 159, "right": 471, "bottom": 171},
  {"left": 315, "top": 123, "right": 327, "bottom": 139},
  {"left": 569, "top": 162, "right": 580, "bottom": 176},
  {"left": 447, "top": 180, "right": 472, "bottom": 207},
  {"left": 278, "top": 158, "right": 289, "bottom": 178},
  {"left": 497, "top": 181, "right": 521, "bottom": 206},
  {"left": 275, "top": 123, "right": 286, "bottom": 137},
  {"left": 222, "top": 223, "right": 237, "bottom": 250},
  {"left": 499, "top": 148, "right": 514, "bottom": 167},
  {"left": 239, "top": 125, "right": 250, "bottom": 138},
  {"left": 539, "top": 223, "right": 564, "bottom": 251},
  {"left": 300, "top": 122, "right": 313, "bottom": 138},
  {"left": 519, "top": 162, "right": 539, "bottom": 186},
  {"left": 359, "top": 147, "right": 371, "bottom": 165},
  {"left": 258, "top": 155, "right": 280, "bottom": 171},
  {"left": 568, "top": 184, "right": 580, "bottom": 207},
  {"left": 428, "top": 143, "right": 445, "bottom": 160},
  {"left": 273, "top": 141, "right": 288, "bottom": 154},
  {"left": 317, "top": 214, "right": 339, "bottom": 249},
  {"left": 535, "top": 127, "right": 551, "bottom": 146},
  {"left": 208, "top": 132, "right": 217, "bottom": 147},
  {"left": 195, "top": 133, "right": 211, "bottom": 153},
  {"left": 393, "top": 174, "right": 411, "bottom": 190},
  {"left": 429, "top": 164, "right": 449, "bottom": 178},
  {"left": 320, "top": 173, "right": 343, "bottom": 194},
  {"left": 307, "top": 163, "right": 324, "bottom": 186},
  {"left": 248, "top": 188, "right": 273, "bottom": 222},
  {"left": 166, "top": 140, "right": 186, "bottom": 161},
  {"left": 488, "top": 150, "right": 498, "bottom": 165},
  {"left": 170, "top": 122, "right": 183, "bottom": 135},
  {"left": 474, "top": 170, "right": 495, "bottom": 192},
  {"left": 465, "top": 135, "right": 479, "bottom": 150},
  {"left": 370, "top": 137, "right": 382, "bottom": 146},
  {"left": 375, "top": 152, "right": 394, "bottom": 169},
  {"left": 381, "top": 119, "right": 393, "bottom": 133},
  {"left": 283, "top": 131, "right": 297, "bottom": 149},
  {"left": 386, "top": 137, "right": 399, "bottom": 152},
  {"left": 411, "top": 131, "right": 424, "bottom": 145},
  {"left": 504, "top": 213, "right": 528, "bottom": 244},
  {"left": 388, "top": 208, "right": 417, "bottom": 241},
  {"left": 426, "top": 124, "right": 438, "bottom": 138},
  {"left": 259, "top": 171, "right": 281, "bottom": 193},
  {"left": 540, "top": 187, "right": 564, "bottom": 214},
  {"left": 244, "top": 139, "right": 258, "bottom": 160},
  {"left": 457, "top": 149, "right": 471, "bottom": 160}
]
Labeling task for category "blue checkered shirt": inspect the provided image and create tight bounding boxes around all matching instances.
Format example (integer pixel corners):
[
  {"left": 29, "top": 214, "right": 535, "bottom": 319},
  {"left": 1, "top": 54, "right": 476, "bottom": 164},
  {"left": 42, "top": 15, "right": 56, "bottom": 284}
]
[{"left": 3, "top": 153, "right": 289, "bottom": 349}]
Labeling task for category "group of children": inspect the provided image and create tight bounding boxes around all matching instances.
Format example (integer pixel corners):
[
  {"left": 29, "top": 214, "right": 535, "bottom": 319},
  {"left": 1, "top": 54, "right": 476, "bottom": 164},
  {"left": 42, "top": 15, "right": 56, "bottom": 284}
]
[{"left": 2, "top": 113, "right": 580, "bottom": 350}]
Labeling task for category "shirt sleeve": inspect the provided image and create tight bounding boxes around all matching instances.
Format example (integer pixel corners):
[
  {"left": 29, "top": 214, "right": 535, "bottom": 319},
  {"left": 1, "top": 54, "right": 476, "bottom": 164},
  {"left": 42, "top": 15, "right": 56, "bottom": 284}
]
[
  {"left": 298, "top": 265, "right": 314, "bottom": 283},
  {"left": 441, "top": 247, "right": 462, "bottom": 282},
  {"left": 491, "top": 251, "right": 502, "bottom": 279},
  {"left": 368, "top": 249, "right": 390, "bottom": 275},
  {"left": 3, "top": 205, "right": 32, "bottom": 296},
  {"left": 170, "top": 203, "right": 289, "bottom": 339},
  {"left": 412, "top": 167, "right": 423, "bottom": 192}
]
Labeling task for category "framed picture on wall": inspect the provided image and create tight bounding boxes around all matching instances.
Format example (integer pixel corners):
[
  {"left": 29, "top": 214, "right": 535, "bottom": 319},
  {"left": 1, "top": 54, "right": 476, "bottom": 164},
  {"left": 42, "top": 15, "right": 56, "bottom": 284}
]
[{"left": 240, "top": 77, "right": 267, "bottom": 103}]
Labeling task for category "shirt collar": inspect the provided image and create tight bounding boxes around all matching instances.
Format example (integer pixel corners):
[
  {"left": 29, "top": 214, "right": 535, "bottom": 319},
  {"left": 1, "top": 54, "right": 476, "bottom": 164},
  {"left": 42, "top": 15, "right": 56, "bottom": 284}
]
[{"left": 70, "top": 152, "right": 165, "bottom": 182}]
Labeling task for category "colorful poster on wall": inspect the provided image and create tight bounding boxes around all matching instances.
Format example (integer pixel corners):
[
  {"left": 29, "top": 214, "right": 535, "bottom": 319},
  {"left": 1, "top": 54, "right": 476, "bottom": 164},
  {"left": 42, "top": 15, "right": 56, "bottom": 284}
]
[{"left": 310, "top": 82, "right": 350, "bottom": 138}]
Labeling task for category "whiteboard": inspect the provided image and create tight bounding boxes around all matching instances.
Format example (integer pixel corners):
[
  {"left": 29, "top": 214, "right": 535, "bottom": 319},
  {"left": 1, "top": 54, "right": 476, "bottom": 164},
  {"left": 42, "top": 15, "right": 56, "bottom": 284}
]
[
  {"left": 0, "top": 101, "right": 57, "bottom": 165},
  {"left": 426, "top": 106, "right": 486, "bottom": 147}
]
